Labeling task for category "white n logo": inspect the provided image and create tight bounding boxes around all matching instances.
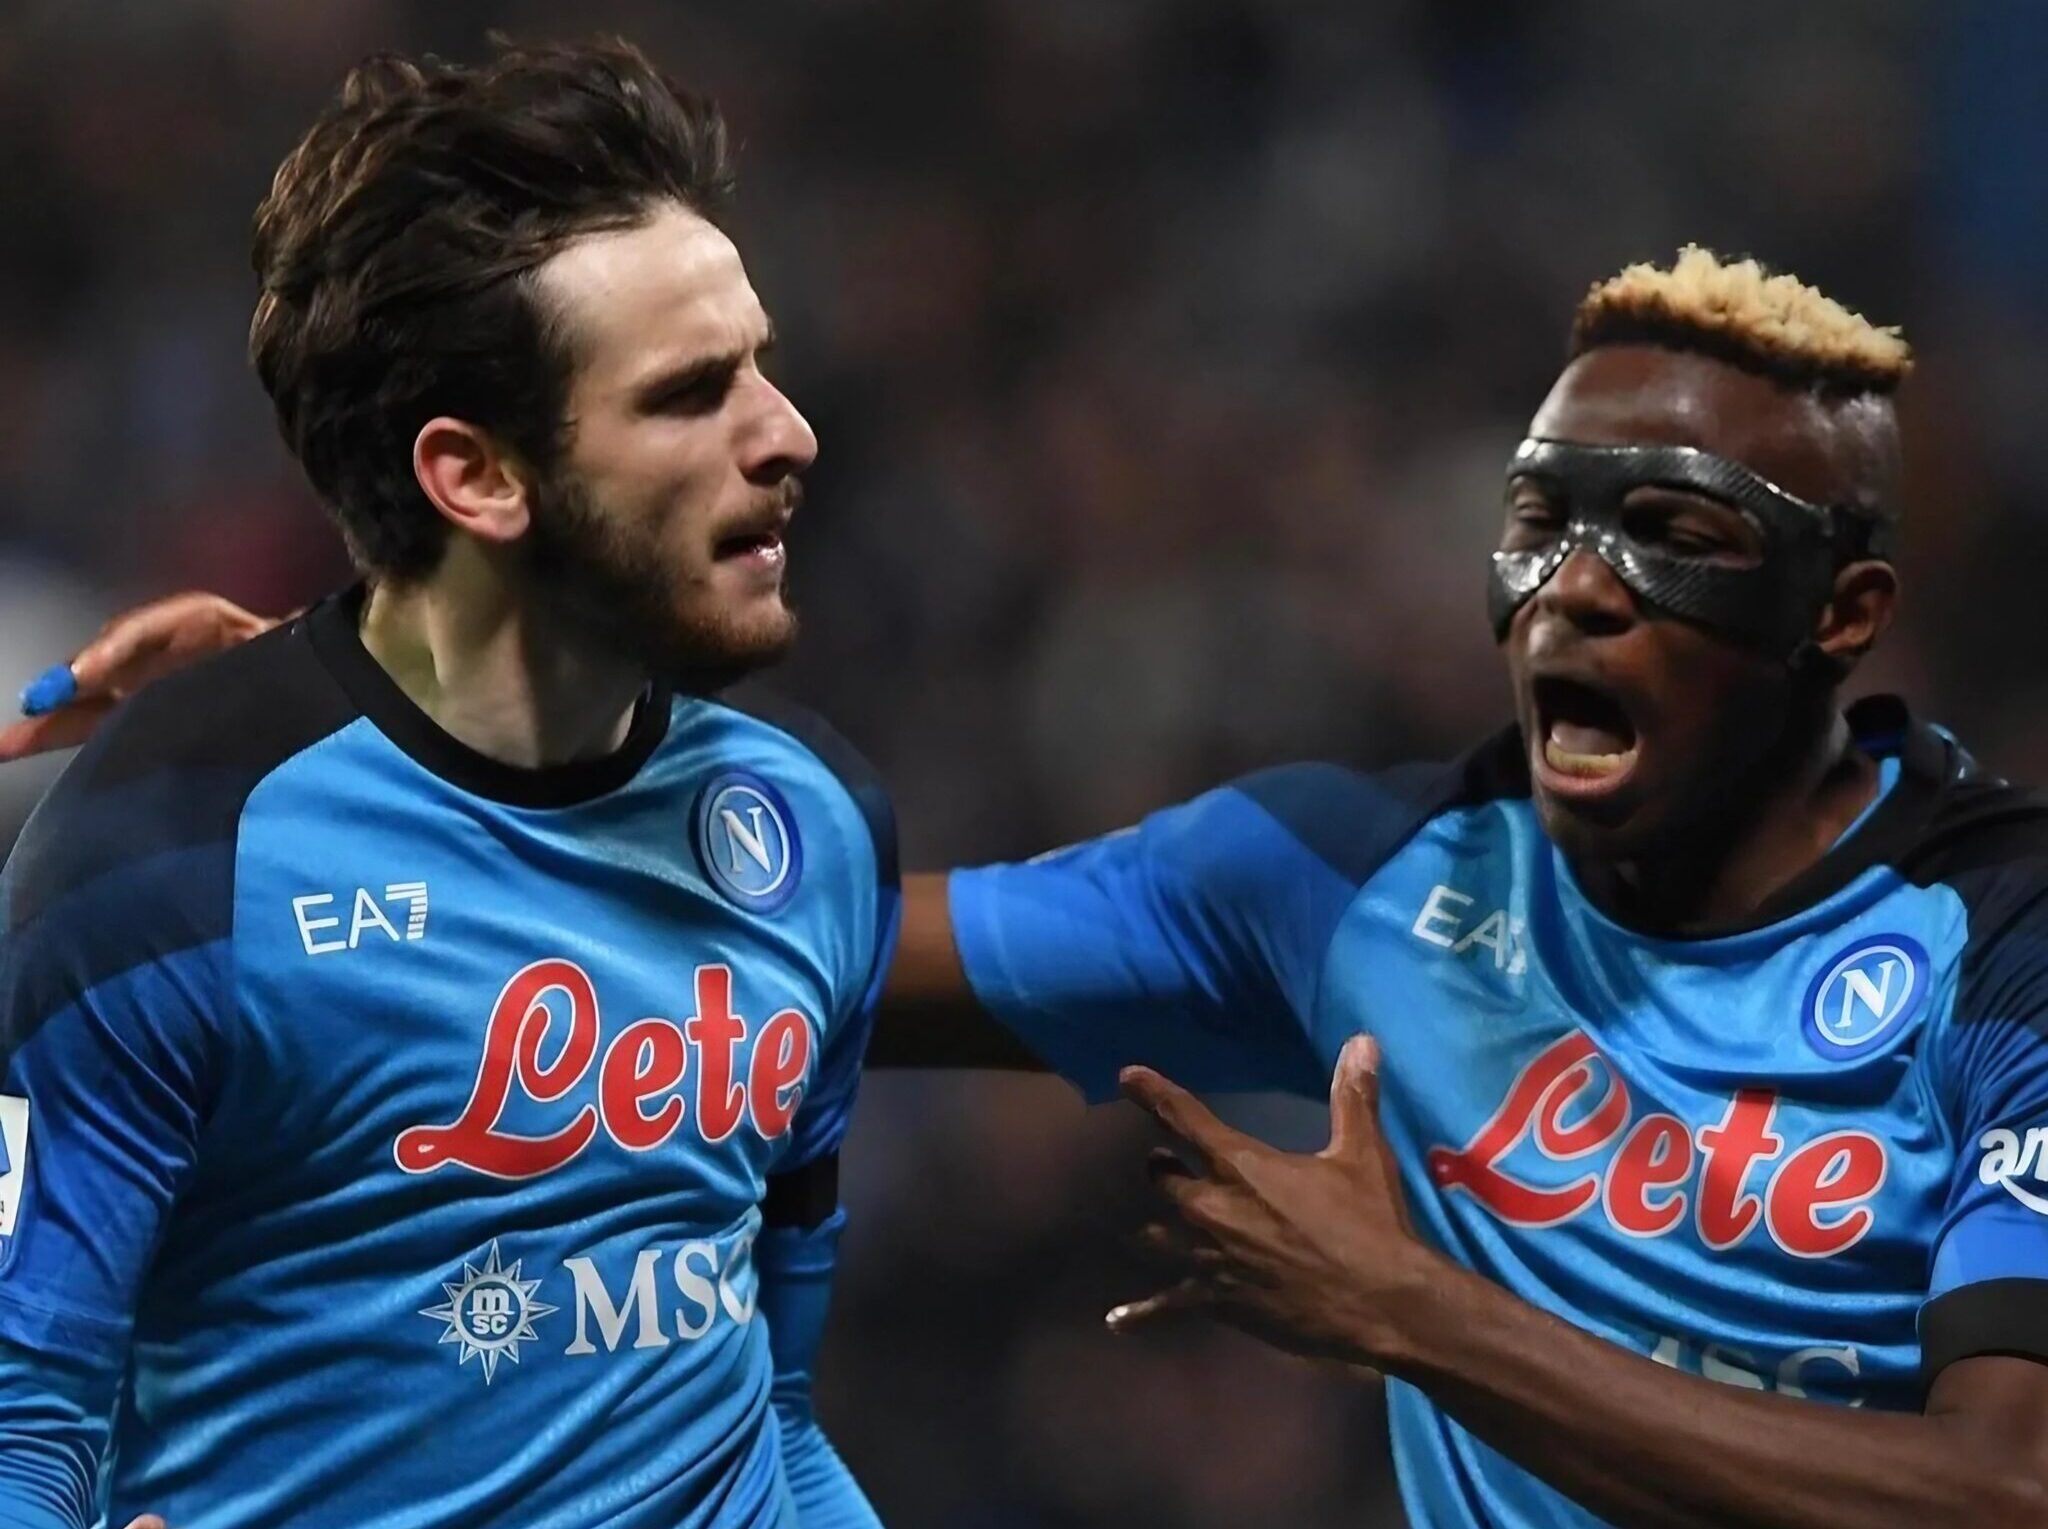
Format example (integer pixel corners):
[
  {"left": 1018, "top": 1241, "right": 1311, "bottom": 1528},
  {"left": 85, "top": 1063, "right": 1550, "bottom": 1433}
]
[
  {"left": 719, "top": 805, "right": 776, "bottom": 875},
  {"left": 1835, "top": 959, "right": 1898, "bottom": 1033}
]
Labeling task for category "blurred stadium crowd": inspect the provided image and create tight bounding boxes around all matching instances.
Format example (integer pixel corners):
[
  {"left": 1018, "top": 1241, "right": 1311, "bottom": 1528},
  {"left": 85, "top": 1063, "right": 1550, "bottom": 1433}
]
[{"left": 2, "top": 1, "right": 2044, "bottom": 1523}]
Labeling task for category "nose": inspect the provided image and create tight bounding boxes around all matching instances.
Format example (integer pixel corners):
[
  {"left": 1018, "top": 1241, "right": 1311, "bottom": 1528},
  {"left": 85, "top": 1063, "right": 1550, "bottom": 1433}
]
[
  {"left": 737, "top": 373, "right": 819, "bottom": 484},
  {"left": 1533, "top": 546, "right": 1637, "bottom": 637}
]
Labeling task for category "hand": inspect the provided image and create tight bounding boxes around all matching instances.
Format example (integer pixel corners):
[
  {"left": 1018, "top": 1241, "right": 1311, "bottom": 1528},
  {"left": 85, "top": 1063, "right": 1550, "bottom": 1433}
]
[
  {"left": 1108, "top": 1034, "right": 1441, "bottom": 1368},
  {"left": 121, "top": 1517, "right": 168, "bottom": 1529},
  {"left": 0, "top": 592, "right": 280, "bottom": 761}
]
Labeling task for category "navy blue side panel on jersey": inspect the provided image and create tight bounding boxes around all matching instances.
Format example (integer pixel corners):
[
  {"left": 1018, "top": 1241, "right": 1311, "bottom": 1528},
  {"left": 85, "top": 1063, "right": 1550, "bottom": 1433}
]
[
  {"left": 950, "top": 756, "right": 1486, "bottom": 1101},
  {"left": 1908, "top": 798, "right": 2048, "bottom": 1378},
  {"left": 0, "top": 625, "right": 356, "bottom": 1366},
  {"left": 721, "top": 687, "right": 900, "bottom": 1175}
]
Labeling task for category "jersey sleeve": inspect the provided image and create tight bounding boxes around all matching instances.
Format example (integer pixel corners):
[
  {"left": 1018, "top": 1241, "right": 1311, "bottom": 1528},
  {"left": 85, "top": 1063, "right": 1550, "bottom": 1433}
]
[
  {"left": 1919, "top": 857, "right": 2048, "bottom": 1383},
  {"left": 0, "top": 791, "right": 232, "bottom": 1371},
  {"left": 949, "top": 761, "right": 1452, "bottom": 1102},
  {"left": 754, "top": 1210, "right": 880, "bottom": 1529}
]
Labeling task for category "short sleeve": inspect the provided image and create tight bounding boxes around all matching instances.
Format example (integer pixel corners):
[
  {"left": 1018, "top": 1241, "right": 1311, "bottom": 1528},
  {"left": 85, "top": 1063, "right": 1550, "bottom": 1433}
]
[
  {"left": 1919, "top": 859, "right": 2048, "bottom": 1382},
  {"left": 949, "top": 761, "right": 1451, "bottom": 1102}
]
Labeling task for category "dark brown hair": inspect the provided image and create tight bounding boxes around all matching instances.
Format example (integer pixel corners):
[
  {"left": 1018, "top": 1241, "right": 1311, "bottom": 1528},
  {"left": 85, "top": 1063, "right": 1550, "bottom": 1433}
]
[{"left": 249, "top": 37, "right": 735, "bottom": 579}]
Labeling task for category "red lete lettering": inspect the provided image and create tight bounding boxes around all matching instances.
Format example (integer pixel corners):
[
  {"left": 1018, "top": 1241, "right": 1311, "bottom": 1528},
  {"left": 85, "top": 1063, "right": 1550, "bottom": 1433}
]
[
  {"left": 1426, "top": 1030, "right": 1887, "bottom": 1258},
  {"left": 395, "top": 959, "right": 815, "bottom": 1179}
]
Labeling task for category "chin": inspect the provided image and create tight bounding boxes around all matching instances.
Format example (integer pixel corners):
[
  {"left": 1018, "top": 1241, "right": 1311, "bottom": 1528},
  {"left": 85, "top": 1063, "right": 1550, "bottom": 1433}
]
[
  {"left": 1542, "top": 770, "right": 1753, "bottom": 881},
  {"left": 1535, "top": 796, "right": 1623, "bottom": 862},
  {"left": 651, "top": 595, "right": 799, "bottom": 690}
]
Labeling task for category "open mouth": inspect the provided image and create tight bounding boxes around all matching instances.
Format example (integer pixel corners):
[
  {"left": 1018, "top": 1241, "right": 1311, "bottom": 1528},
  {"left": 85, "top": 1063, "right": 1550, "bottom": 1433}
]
[
  {"left": 712, "top": 527, "right": 785, "bottom": 563},
  {"left": 1531, "top": 674, "right": 1640, "bottom": 797}
]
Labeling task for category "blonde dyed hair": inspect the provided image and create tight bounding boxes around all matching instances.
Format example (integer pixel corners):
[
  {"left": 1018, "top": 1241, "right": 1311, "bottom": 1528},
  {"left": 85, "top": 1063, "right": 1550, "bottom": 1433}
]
[{"left": 1571, "top": 245, "right": 1912, "bottom": 395}]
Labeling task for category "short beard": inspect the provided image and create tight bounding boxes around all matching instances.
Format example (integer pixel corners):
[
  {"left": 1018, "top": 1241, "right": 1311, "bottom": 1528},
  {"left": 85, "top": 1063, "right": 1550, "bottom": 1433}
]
[{"left": 519, "top": 465, "right": 798, "bottom": 694}]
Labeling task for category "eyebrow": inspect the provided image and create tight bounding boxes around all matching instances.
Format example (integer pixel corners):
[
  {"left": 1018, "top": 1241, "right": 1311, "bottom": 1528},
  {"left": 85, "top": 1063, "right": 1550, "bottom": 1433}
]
[{"left": 630, "top": 321, "right": 777, "bottom": 407}]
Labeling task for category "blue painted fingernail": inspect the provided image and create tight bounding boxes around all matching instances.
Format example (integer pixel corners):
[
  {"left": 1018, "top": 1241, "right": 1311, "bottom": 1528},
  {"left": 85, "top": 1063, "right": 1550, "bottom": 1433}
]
[{"left": 19, "top": 664, "right": 77, "bottom": 717}]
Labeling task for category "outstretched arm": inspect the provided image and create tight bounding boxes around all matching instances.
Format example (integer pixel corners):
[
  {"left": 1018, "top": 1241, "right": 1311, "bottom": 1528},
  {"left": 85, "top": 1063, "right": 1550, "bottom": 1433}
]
[{"left": 867, "top": 874, "right": 1045, "bottom": 1070}]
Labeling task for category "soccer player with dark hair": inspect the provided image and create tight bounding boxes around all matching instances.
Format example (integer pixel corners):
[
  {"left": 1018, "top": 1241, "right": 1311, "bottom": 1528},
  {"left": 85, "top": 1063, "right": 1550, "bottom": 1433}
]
[
  {"left": 0, "top": 39, "right": 891, "bottom": 1529},
  {"left": 17, "top": 184, "right": 2048, "bottom": 1529}
]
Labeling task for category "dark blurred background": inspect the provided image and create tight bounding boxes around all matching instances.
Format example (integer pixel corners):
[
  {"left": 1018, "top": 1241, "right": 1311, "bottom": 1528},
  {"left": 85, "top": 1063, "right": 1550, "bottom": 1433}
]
[{"left": 3, "top": 1, "right": 2044, "bottom": 1523}]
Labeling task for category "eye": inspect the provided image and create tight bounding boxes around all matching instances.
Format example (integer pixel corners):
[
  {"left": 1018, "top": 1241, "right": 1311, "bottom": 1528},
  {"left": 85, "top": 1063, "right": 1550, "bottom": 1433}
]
[
  {"left": 1501, "top": 481, "right": 1564, "bottom": 548},
  {"left": 647, "top": 363, "right": 739, "bottom": 417},
  {"left": 1620, "top": 494, "right": 1760, "bottom": 564}
]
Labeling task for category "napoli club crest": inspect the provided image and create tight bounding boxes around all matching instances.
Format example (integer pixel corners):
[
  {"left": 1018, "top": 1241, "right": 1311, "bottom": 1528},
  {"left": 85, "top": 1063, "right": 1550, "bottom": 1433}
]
[
  {"left": 695, "top": 771, "right": 803, "bottom": 914},
  {"left": 1801, "top": 934, "right": 1930, "bottom": 1060}
]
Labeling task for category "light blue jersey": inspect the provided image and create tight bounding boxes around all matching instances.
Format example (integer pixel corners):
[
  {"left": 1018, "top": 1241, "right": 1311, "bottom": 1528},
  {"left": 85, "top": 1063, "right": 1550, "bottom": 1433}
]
[
  {"left": 951, "top": 698, "right": 2048, "bottom": 1528},
  {"left": 0, "top": 588, "right": 897, "bottom": 1529}
]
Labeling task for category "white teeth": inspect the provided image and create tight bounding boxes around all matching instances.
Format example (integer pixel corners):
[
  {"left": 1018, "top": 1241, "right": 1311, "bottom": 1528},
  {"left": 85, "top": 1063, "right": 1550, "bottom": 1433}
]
[{"left": 1543, "top": 737, "right": 1630, "bottom": 778}]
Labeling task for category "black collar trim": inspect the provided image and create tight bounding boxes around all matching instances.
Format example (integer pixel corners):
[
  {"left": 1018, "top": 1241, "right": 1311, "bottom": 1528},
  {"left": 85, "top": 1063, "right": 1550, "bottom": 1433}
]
[
  {"left": 303, "top": 585, "right": 673, "bottom": 809},
  {"left": 1734, "top": 693, "right": 1954, "bottom": 931},
  {"left": 1465, "top": 693, "right": 1966, "bottom": 939}
]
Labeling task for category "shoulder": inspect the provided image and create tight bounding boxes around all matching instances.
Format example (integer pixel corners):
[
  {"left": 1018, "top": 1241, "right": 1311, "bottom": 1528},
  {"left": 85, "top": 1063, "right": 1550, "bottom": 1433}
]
[
  {"left": 972, "top": 732, "right": 1527, "bottom": 960},
  {"left": 2, "top": 615, "right": 356, "bottom": 1043},
  {"left": 1897, "top": 766, "right": 2048, "bottom": 947},
  {"left": 4, "top": 615, "right": 357, "bottom": 932},
  {"left": 1887, "top": 740, "right": 2048, "bottom": 1033},
  {"left": 1222, "top": 729, "right": 1527, "bottom": 888},
  {"left": 697, "top": 686, "right": 897, "bottom": 891}
]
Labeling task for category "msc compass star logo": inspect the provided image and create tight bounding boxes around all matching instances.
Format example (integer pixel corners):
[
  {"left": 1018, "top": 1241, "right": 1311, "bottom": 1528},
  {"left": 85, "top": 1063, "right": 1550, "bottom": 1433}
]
[{"left": 419, "top": 1240, "right": 556, "bottom": 1384}]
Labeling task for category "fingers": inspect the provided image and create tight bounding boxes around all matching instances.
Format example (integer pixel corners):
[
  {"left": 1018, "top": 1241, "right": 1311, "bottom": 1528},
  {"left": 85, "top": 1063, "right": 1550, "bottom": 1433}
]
[
  {"left": 0, "top": 697, "right": 117, "bottom": 762},
  {"left": 18, "top": 664, "right": 76, "bottom": 717},
  {"left": 70, "top": 592, "right": 274, "bottom": 698},
  {"left": 1144, "top": 1145, "right": 1197, "bottom": 1184},
  {"left": 1119, "top": 1065, "right": 1250, "bottom": 1173},
  {"left": 1324, "top": 1033, "right": 1382, "bottom": 1161},
  {"left": 1106, "top": 1277, "right": 1209, "bottom": 1334},
  {"left": 120, "top": 1516, "right": 169, "bottom": 1529},
  {"left": 68, "top": 600, "right": 190, "bottom": 697}
]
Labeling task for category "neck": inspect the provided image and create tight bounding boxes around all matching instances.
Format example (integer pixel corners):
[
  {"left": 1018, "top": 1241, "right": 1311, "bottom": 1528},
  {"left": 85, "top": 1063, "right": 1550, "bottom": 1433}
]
[
  {"left": 358, "top": 544, "right": 647, "bottom": 771},
  {"left": 1578, "top": 707, "right": 1879, "bottom": 934}
]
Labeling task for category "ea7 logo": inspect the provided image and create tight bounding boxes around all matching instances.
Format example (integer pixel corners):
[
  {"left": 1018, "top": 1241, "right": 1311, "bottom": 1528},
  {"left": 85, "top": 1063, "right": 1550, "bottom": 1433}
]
[
  {"left": 293, "top": 883, "right": 430, "bottom": 955},
  {"left": 1978, "top": 1127, "right": 2048, "bottom": 1214}
]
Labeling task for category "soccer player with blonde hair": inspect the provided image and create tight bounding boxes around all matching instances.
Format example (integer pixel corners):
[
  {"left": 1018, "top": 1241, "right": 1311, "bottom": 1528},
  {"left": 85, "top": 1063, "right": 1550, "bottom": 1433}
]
[{"left": 16, "top": 243, "right": 2048, "bottom": 1527}]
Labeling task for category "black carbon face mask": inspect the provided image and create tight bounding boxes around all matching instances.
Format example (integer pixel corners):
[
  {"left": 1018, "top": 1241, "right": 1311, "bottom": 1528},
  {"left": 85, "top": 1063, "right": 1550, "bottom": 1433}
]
[{"left": 1486, "top": 438, "right": 1894, "bottom": 660}]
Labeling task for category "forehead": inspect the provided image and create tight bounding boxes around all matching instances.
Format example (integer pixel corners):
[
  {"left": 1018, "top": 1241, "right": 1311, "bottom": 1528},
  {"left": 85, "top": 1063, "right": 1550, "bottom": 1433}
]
[
  {"left": 535, "top": 202, "right": 766, "bottom": 391},
  {"left": 1527, "top": 344, "right": 1894, "bottom": 510}
]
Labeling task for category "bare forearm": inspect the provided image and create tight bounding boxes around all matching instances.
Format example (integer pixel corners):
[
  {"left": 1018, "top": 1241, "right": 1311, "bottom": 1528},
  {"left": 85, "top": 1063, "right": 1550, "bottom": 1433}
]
[
  {"left": 1382, "top": 1262, "right": 2045, "bottom": 1529},
  {"left": 868, "top": 872, "right": 1045, "bottom": 1070}
]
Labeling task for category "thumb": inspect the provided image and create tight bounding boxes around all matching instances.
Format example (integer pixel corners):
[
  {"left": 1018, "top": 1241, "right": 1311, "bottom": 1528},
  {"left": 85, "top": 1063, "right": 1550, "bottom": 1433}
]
[
  {"left": 121, "top": 1516, "right": 169, "bottom": 1529},
  {"left": 1324, "top": 1033, "right": 1381, "bottom": 1160}
]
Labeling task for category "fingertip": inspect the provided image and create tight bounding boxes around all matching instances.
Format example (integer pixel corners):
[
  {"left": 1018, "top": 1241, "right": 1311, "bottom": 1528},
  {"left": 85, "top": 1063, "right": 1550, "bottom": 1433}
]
[
  {"left": 1341, "top": 1033, "right": 1380, "bottom": 1075},
  {"left": 19, "top": 664, "right": 76, "bottom": 718}
]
